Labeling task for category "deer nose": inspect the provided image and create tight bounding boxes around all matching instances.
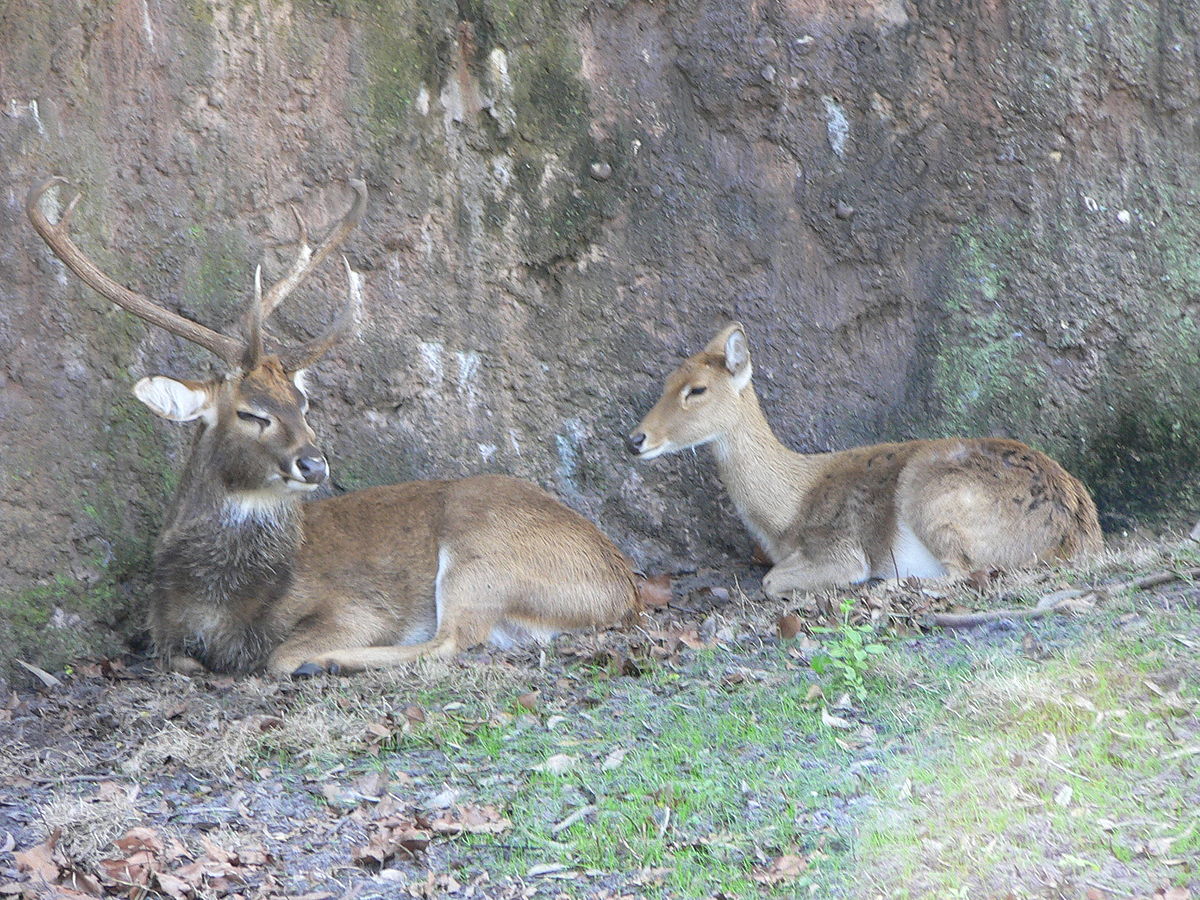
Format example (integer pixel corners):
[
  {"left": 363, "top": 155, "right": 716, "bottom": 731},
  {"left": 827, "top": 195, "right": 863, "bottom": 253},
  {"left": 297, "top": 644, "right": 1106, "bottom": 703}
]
[
  {"left": 625, "top": 431, "right": 646, "bottom": 455},
  {"left": 295, "top": 454, "right": 328, "bottom": 484}
]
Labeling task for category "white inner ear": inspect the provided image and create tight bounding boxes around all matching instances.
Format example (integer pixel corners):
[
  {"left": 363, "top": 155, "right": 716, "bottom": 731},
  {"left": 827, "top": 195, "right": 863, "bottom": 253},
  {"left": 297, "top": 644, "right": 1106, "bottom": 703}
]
[
  {"left": 724, "top": 329, "right": 751, "bottom": 377},
  {"left": 133, "top": 376, "right": 215, "bottom": 424},
  {"left": 291, "top": 369, "right": 309, "bottom": 395},
  {"left": 729, "top": 360, "right": 753, "bottom": 392}
]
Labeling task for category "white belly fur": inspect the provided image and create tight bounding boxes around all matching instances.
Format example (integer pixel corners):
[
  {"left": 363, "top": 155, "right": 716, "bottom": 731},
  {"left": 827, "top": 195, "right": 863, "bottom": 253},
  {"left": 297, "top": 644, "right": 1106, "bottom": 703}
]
[
  {"left": 488, "top": 621, "right": 560, "bottom": 649},
  {"left": 874, "top": 521, "right": 948, "bottom": 580}
]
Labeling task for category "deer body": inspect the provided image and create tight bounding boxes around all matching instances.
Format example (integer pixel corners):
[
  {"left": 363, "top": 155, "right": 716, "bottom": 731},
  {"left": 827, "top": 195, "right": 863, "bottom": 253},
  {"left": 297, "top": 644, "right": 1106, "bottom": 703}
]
[
  {"left": 629, "top": 324, "right": 1101, "bottom": 597},
  {"left": 28, "top": 179, "right": 638, "bottom": 675},
  {"left": 152, "top": 474, "right": 635, "bottom": 675}
]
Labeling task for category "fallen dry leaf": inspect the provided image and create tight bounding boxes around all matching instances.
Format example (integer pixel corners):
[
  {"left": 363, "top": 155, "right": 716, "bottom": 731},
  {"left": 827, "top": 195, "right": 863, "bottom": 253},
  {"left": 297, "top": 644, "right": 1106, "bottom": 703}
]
[
  {"left": 15, "top": 659, "right": 61, "bottom": 688},
  {"left": 154, "top": 871, "right": 192, "bottom": 900},
  {"left": 365, "top": 721, "right": 393, "bottom": 740},
  {"left": 243, "top": 714, "right": 284, "bottom": 733},
  {"left": 535, "top": 753, "right": 578, "bottom": 775},
  {"left": 602, "top": 747, "right": 628, "bottom": 771},
  {"left": 114, "top": 828, "right": 165, "bottom": 857},
  {"left": 527, "top": 863, "right": 571, "bottom": 877},
  {"left": 427, "top": 804, "right": 512, "bottom": 836},
  {"left": 752, "top": 853, "right": 807, "bottom": 884},
  {"left": 821, "top": 707, "right": 853, "bottom": 730},
  {"left": 777, "top": 614, "right": 804, "bottom": 639},
  {"left": 57, "top": 868, "right": 102, "bottom": 897},
  {"left": 408, "top": 872, "right": 462, "bottom": 898},
  {"left": 15, "top": 838, "right": 60, "bottom": 883},
  {"left": 97, "top": 854, "right": 154, "bottom": 890},
  {"left": 637, "top": 574, "right": 672, "bottom": 608},
  {"left": 352, "top": 817, "right": 431, "bottom": 868},
  {"left": 516, "top": 690, "right": 540, "bottom": 711}
]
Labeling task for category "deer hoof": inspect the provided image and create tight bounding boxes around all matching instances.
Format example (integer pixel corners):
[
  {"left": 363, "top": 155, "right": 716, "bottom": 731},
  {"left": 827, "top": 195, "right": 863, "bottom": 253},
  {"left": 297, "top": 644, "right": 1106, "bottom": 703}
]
[{"left": 291, "top": 661, "right": 325, "bottom": 678}]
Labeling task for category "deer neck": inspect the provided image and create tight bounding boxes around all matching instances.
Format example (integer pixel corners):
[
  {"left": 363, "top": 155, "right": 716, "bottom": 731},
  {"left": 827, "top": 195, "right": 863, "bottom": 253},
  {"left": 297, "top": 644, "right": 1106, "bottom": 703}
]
[
  {"left": 154, "top": 429, "right": 305, "bottom": 626},
  {"left": 710, "top": 386, "right": 816, "bottom": 561}
]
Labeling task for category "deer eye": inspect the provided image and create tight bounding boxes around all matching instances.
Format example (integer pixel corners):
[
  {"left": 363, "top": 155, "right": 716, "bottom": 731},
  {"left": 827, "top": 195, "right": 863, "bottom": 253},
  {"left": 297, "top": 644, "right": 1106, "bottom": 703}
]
[
  {"left": 237, "top": 410, "right": 271, "bottom": 428},
  {"left": 686, "top": 386, "right": 708, "bottom": 398}
]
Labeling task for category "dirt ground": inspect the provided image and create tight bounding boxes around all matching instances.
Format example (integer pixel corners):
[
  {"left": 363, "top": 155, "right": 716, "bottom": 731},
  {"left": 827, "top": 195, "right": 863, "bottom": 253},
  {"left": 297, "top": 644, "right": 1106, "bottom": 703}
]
[{"left": 2, "top": 549, "right": 1198, "bottom": 899}]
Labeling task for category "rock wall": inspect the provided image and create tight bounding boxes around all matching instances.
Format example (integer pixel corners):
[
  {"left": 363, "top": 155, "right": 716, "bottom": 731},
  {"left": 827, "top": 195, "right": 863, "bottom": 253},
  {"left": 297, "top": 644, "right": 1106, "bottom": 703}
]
[{"left": 3, "top": 0, "right": 1199, "bottom": 674}]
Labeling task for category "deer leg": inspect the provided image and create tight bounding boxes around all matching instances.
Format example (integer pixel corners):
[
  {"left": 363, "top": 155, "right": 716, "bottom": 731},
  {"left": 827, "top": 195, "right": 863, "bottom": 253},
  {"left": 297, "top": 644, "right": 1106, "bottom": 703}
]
[
  {"left": 909, "top": 521, "right": 976, "bottom": 580},
  {"left": 762, "top": 545, "right": 869, "bottom": 599},
  {"left": 164, "top": 653, "right": 208, "bottom": 676},
  {"left": 268, "top": 556, "right": 508, "bottom": 676}
]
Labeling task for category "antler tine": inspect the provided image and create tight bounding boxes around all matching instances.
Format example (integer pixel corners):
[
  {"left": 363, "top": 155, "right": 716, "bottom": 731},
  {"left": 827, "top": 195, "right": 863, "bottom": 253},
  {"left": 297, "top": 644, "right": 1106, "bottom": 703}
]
[
  {"left": 260, "top": 179, "right": 367, "bottom": 319},
  {"left": 242, "top": 265, "right": 266, "bottom": 370},
  {"left": 26, "top": 177, "right": 245, "bottom": 366},
  {"left": 278, "top": 254, "right": 360, "bottom": 372}
]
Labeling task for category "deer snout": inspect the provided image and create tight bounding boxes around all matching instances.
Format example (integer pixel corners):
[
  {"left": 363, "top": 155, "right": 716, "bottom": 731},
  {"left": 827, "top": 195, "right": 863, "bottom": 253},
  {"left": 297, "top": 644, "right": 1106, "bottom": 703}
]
[
  {"left": 294, "top": 454, "right": 329, "bottom": 485},
  {"left": 625, "top": 431, "right": 647, "bottom": 455}
]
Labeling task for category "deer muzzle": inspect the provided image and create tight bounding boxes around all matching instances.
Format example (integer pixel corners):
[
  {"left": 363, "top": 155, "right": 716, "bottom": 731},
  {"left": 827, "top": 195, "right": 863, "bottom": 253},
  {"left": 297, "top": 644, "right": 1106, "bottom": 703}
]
[{"left": 292, "top": 452, "right": 328, "bottom": 486}]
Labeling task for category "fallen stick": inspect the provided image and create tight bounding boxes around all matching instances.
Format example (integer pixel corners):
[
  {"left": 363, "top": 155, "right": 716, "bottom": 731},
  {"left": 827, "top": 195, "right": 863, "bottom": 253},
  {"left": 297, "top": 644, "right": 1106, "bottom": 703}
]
[{"left": 928, "top": 566, "right": 1200, "bottom": 629}]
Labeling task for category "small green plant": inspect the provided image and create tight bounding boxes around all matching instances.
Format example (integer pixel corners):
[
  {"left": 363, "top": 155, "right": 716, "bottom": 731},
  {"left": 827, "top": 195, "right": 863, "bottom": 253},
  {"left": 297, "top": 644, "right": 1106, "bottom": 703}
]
[{"left": 809, "top": 598, "right": 887, "bottom": 700}]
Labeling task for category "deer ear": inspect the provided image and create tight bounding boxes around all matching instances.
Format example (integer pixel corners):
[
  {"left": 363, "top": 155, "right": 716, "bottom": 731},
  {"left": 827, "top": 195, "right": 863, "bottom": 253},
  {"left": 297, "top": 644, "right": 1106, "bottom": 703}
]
[
  {"left": 134, "top": 376, "right": 217, "bottom": 424},
  {"left": 705, "top": 322, "right": 752, "bottom": 389},
  {"left": 722, "top": 325, "right": 750, "bottom": 375}
]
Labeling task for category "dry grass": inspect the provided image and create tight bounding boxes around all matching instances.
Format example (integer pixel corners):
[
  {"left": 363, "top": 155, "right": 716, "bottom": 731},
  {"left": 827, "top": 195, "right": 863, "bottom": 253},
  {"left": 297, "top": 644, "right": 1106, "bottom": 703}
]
[{"left": 38, "top": 789, "right": 144, "bottom": 867}]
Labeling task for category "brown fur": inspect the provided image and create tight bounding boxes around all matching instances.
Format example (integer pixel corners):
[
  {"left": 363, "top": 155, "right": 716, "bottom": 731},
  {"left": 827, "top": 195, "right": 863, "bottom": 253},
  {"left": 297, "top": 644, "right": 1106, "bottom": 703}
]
[
  {"left": 266, "top": 476, "right": 638, "bottom": 673},
  {"left": 628, "top": 323, "right": 1102, "bottom": 597},
  {"left": 144, "top": 361, "right": 639, "bottom": 676}
]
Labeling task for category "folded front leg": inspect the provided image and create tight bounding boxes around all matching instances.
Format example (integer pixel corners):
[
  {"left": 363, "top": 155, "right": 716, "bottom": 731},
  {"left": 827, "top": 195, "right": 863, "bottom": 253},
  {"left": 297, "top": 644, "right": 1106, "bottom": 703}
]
[{"left": 762, "top": 544, "right": 869, "bottom": 599}]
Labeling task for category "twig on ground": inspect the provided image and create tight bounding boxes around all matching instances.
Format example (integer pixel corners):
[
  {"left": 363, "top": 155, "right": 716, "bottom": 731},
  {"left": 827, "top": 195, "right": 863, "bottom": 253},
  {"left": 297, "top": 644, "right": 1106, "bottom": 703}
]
[
  {"left": 1083, "top": 879, "right": 1135, "bottom": 899},
  {"left": 28, "top": 774, "right": 119, "bottom": 785},
  {"left": 551, "top": 804, "right": 596, "bottom": 835},
  {"left": 928, "top": 566, "right": 1200, "bottom": 629}
]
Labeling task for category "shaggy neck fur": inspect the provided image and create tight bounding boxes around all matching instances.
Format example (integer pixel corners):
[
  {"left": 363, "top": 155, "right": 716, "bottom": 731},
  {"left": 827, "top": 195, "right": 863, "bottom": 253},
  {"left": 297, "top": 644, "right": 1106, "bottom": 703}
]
[
  {"left": 151, "top": 426, "right": 304, "bottom": 673},
  {"left": 710, "top": 385, "right": 819, "bottom": 562}
]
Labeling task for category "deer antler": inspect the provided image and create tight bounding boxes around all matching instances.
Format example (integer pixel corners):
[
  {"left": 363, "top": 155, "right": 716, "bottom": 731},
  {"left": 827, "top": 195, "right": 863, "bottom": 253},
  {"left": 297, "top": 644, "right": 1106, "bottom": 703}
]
[
  {"left": 241, "top": 179, "right": 368, "bottom": 370},
  {"left": 259, "top": 179, "right": 368, "bottom": 318},
  {"left": 279, "top": 255, "right": 361, "bottom": 371},
  {"left": 28, "top": 177, "right": 368, "bottom": 371},
  {"left": 26, "top": 177, "right": 245, "bottom": 365}
]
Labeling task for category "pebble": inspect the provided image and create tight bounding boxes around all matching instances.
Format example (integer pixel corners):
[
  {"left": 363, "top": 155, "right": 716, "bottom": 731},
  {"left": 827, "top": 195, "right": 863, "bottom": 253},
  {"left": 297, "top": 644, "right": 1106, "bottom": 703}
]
[{"left": 589, "top": 161, "right": 612, "bottom": 181}]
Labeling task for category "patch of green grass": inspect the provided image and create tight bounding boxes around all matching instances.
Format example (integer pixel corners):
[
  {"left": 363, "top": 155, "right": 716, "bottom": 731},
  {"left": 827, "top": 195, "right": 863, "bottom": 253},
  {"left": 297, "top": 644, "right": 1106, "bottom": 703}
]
[
  {"left": 258, "top": 651, "right": 856, "bottom": 896},
  {"left": 437, "top": 654, "right": 855, "bottom": 896},
  {"left": 858, "top": 599, "right": 1200, "bottom": 897}
]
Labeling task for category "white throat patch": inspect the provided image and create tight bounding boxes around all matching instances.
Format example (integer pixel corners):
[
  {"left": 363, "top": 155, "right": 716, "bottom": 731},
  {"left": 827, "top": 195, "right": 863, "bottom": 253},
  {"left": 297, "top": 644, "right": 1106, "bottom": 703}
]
[{"left": 223, "top": 491, "right": 290, "bottom": 525}]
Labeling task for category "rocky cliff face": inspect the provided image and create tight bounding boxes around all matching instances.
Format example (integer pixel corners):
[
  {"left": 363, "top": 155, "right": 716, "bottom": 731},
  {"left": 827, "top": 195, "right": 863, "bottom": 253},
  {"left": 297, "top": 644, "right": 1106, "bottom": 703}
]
[{"left": 3, "top": 0, "right": 1199, "bottom": 674}]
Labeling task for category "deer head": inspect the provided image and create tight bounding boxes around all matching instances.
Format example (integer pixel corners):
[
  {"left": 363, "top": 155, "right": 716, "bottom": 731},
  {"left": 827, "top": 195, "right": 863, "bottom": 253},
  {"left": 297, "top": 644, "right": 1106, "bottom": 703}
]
[
  {"left": 27, "top": 177, "right": 367, "bottom": 502},
  {"left": 626, "top": 322, "right": 754, "bottom": 459}
]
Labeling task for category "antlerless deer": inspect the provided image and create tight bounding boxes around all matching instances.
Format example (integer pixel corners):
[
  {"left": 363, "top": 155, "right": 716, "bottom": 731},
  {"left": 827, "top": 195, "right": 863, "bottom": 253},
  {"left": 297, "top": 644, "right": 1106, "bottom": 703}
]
[
  {"left": 28, "top": 178, "right": 639, "bottom": 676},
  {"left": 628, "top": 323, "right": 1101, "bottom": 597}
]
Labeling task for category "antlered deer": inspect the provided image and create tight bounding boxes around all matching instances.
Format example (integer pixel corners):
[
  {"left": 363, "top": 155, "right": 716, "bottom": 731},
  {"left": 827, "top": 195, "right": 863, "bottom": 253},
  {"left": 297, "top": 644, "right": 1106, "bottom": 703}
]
[
  {"left": 628, "top": 323, "right": 1101, "bottom": 597},
  {"left": 28, "top": 177, "right": 638, "bottom": 675}
]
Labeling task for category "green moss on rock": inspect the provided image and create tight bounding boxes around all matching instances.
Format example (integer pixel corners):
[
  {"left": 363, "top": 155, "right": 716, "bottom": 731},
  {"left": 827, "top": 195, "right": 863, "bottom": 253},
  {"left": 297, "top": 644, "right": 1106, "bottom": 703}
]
[{"left": 0, "top": 578, "right": 126, "bottom": 682}]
